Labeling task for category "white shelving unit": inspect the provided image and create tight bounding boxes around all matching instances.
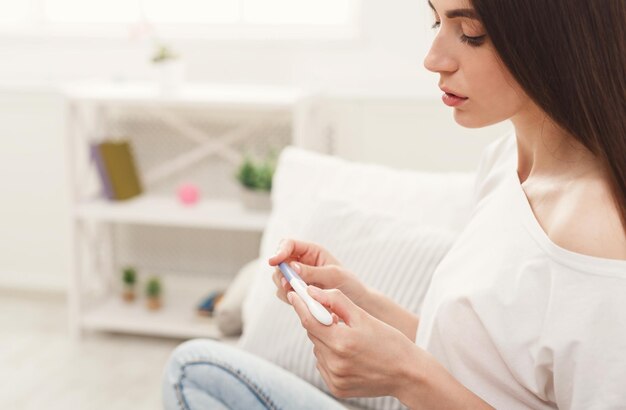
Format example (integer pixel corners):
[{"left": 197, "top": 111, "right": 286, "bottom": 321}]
[
  {"left": 65, "top": 81, "right": 323, "bottom": 340},
  {"left": 75, "top": 197, "right": 269, "bottom": 231}
]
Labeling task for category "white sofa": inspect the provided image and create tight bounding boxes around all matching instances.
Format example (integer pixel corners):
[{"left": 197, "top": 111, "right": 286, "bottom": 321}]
[{"left": 216, "top": 145, "right": 479, "bottom": 410}]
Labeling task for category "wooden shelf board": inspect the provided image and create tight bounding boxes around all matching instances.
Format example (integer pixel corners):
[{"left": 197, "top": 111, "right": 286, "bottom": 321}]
[
  {"left": 81, "top": 279, "right": 230, "bottom": 340},
  {"left": 63, "top": 82, "right": 307, "bottom": 110},
  {"left": 75, "top": 196, "right": 270, "bottom": 231}
]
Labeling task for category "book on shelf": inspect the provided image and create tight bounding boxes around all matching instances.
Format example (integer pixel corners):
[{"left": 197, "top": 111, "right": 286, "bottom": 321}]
[
  {"left": 90, "top": 142, "right": 114, "bottom": 200},
  {"left": 91, "top": 139, "right": 143, "bottom": 201}
]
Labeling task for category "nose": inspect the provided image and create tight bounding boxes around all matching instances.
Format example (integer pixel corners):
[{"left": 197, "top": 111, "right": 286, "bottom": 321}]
[{"left": 423, "top": 34, "right": 458, "bottom": 74}]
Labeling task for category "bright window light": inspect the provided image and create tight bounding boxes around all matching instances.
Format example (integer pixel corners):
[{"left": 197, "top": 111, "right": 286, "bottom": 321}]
[
  {"left": 141, "top": 0, "right": 240, "bottom": 24},
  {"left": 0, "top": 0, "right": 360, "bottom": 38},
  {"left": 0, "top": 1, "right": 31, "bottom": 25},
  {"left": 44, "top": 0, "right": 142, "bottom": 23},
  {"left": 243, "top": 0, "right": 354, "bottom": 25}
]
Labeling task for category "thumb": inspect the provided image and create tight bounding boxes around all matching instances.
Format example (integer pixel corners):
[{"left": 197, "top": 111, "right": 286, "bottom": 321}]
[
  {"left": 307, "top": 285, "right": 357, "bottom": 326},
  {"left": 290, "top": 262, "right": 336, "bottom": 288}
]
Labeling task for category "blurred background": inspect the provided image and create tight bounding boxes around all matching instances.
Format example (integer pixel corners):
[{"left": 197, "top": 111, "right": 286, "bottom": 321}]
[{"left": 0, "top": 1, "right": 511, "bottom": 409}]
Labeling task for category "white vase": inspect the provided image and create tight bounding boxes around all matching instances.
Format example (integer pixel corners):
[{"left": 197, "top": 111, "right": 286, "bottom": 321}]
[
  {"left": 154, "top": 60, "right": 186, "bottom": 96},
  {"left": 240, "top": 187, "right": 271, "bottom": 211}
]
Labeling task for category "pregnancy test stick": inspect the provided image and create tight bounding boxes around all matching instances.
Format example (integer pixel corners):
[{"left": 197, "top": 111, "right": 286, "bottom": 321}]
[{"left": 278, "top": 262, "right": 333, "bottom": 326}]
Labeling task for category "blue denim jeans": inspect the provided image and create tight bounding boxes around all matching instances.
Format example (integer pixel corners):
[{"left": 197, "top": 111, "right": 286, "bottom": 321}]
[{"left": 162, "top": 338, "right": 347, "bottom": 410}]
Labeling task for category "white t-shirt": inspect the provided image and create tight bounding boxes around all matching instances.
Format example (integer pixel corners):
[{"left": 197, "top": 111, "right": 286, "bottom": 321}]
[{"left": 415, "top": 133, "right": 626, "bottom": 409}]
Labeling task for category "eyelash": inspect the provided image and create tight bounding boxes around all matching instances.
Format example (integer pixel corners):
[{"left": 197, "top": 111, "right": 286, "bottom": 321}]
[{"left": 430, "top": 20, "right": 486, "bottom": 47}]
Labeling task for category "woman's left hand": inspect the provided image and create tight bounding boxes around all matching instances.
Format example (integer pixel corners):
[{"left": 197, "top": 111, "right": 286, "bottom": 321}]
[{"left": 286, "top": 285, "right": 420, "bottom": 400}]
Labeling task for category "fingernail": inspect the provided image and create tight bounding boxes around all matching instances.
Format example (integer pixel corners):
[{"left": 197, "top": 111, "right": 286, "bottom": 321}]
[
  {"left": 290, "top": 262, "right": 300, "bottom": 273},
  {"left": 281, "top": 277, "right": 287, "bottom": 288},
  {"left": 275, "top": 239, "right": 285, "bottom": 252},
  {"left": 287, "top": 291, "right": 294, "bottom": 304},
  {"left": 308, "top": 285, "right": 321, "bottom": 296}
]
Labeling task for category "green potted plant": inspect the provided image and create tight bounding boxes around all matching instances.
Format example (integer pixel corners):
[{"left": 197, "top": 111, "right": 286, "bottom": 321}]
[
  {"left": 151, "top": 43, "right": 185, "bottom": 95},
  {"left": 235, "top": 150, "right": 277, "bottom": 210},
  {"left": 145, "top": 276, "right": 163, "bottom": 310},
  {"left": 121, "top": 266, "right": 137, "bottom": 302},
  {"left": 152, "top": 44, "right": 178, "bottom": 63}
]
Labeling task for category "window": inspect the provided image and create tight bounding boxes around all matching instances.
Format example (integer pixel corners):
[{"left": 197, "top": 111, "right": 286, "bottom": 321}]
[{"left": 0, "top": 0, "right": 360, "bottom": 39}]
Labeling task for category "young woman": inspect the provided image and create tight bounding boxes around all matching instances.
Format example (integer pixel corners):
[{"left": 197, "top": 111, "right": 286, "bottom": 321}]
[{"left": 163, "top": 0, "right": 626, "bottom": 408}]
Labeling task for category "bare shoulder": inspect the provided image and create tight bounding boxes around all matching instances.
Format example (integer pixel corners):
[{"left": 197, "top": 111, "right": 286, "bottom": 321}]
[{"left": 549, "top": 177, "right": 626, "bottom": 260}]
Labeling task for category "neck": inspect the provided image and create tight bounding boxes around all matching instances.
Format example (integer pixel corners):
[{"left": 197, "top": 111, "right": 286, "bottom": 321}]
[{"left": 510, "top": 103, "right": 603, "bottom": 184}]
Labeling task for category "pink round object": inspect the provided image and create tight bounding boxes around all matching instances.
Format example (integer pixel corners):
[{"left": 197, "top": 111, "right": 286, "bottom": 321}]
[{"left": 177, "top": 183, "right": 200, "bottom": 205}]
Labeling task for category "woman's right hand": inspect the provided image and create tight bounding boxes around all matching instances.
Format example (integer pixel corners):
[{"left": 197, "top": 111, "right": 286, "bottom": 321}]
[{"left": 268, "top": 238, "right": 369, "bottom": 307}]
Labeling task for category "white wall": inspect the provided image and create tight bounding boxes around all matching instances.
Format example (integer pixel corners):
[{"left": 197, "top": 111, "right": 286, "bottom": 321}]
[
  {"left": 0, "top": 89, "right": 70, "bottom": 292},
  {"left": 325, "top": 99, "right": 511, "bottom": 172}
]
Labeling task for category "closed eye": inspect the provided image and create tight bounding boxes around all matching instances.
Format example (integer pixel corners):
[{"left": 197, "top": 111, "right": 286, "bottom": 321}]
[{"left": 430, "top": 20, "right": 486, "bottom": 47}]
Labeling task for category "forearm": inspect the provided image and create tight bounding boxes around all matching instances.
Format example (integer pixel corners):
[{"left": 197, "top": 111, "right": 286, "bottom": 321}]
[
  {"left": 395, "top": 345, "right": 494, "bottom": 410},
  {"left": 359, "top": 287, "right": 419, "bottom": 342}
]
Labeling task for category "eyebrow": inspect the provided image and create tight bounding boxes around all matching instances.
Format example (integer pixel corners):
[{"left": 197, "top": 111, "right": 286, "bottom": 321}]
[{"left": 428, "top": 0, "right": 480, "bottom": 20}]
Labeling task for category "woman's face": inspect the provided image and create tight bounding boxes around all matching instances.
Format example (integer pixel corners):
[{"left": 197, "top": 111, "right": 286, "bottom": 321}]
[{"left": 424, "top": 0, "right": 529, "bottom": 128}]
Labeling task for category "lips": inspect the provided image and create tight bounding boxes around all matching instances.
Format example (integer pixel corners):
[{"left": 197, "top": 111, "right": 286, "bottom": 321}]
[
  {"left": 439, "top": 86, "right": 468, "bottom": 99},
  {"left": 439, "top": 84, "right": 469, "bottom": 107}
]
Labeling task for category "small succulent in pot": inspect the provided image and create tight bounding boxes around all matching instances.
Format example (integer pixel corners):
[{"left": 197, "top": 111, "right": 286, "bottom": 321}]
[
  {"left": 150, "top": 43, "right": 185, "bottom": 95},
  {"left": 145, "top": 277, "right": 163, "bottom": 310},
  {"left": 122, "top": 267, "right": 137, "bottom": 302},
  {"left": 235, "top": 150, "right": 277, "bottom": 192},
  {"left": 235, "top": 150, "right": 278, "bottom": 210},
  {"left": 151, "top": 44, "right": 179, "bottom": 64}
]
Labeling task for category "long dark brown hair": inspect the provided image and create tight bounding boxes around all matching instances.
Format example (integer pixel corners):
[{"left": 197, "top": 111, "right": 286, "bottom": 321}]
[{"left": 470, "top": 0, "right": 626, "bottom": 233}]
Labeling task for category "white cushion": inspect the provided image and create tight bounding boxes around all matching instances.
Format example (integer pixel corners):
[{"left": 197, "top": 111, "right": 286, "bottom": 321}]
[
  {"left": 257, "top": 146, "right": 475, "bottom": 265},
  {"left": 239, "top": 199, "right": 458, "bottom": 410},
  {"left": 214, "top": 258, "right": 261, "bottom": 337},
  {"left": 246, "top": 146, "right": 475, "bottom": 328}
]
